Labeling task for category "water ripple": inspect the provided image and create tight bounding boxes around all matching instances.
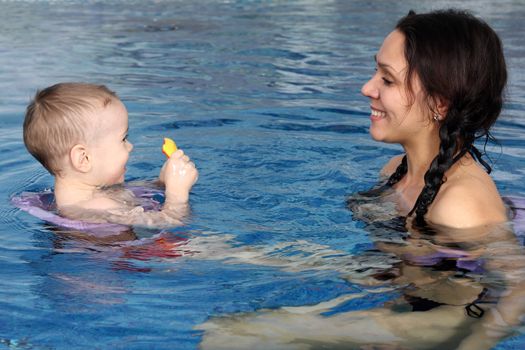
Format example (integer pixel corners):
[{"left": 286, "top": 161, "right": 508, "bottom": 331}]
[
  {"left": 261, "top": 122, "right": 368, "bottom": 134},
  {"left": 152, "top": 118, "right": 242, "bottom": 130}
]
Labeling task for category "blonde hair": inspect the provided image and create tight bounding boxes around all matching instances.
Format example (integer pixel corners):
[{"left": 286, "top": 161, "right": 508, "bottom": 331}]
[{"left": 23, "top": 82, "right": 118, "bottom": 176}]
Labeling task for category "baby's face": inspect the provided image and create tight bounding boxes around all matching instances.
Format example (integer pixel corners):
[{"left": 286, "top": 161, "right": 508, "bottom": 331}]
[{"left": 88, "top": 99, "right": 133, "bottom": 186}]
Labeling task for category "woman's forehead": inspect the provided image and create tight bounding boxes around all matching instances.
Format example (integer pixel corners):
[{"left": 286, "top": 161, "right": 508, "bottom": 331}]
[{"left": 377, "top": 30, "right": 407, "bottom": 75}]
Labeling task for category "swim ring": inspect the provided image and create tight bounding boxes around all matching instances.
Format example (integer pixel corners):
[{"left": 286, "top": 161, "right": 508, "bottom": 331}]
[{"left": 11, "top": 185, "right": 164, "bottom": 237}]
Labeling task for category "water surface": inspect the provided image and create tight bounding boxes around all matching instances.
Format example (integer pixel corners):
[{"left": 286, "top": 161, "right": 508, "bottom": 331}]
[{"left": 1, "top": 1, "right": 524, "bottom": 349}]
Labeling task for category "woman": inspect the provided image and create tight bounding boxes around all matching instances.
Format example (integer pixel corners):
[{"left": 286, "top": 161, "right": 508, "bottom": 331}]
[
  {"left": 362, "top": 9, "right": 508, "bottom": 228},
  {"left": 197, "top": 10, "right": 524, "bottom": 350}
]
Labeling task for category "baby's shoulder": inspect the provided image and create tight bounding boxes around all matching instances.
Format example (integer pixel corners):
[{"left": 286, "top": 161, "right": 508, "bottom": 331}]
[
  {"left": 82, "top": 196, "right": 125, "bottom": 210},
  {"left": 59, "top": 196, "right": 127, "bottom": 223}
]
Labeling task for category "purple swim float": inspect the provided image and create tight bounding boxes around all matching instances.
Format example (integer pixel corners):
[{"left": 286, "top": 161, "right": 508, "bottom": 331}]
[{"left": 11, "top": 185, "right": 164, "bottom": 238}]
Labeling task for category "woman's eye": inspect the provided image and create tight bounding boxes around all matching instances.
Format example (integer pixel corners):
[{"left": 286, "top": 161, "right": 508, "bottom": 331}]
[
  {"left": 382, "top": 78, "right": 393, "bottom": 86},
  {"left": 374, "top": 67, "right": 393, "bottom": 86}
]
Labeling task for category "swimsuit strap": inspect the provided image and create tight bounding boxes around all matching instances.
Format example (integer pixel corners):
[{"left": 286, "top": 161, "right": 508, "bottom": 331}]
[{"left": 465, "top": 288, "right": 492, "bottom": 318}]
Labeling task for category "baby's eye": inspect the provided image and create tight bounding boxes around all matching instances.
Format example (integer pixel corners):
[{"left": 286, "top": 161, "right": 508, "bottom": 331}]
[{"left": 123, "top": 134, "right": 129, "bottom": 142}]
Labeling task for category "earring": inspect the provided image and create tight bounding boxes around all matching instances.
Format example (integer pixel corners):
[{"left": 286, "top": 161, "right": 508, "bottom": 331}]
[{"left": 433, "top": 114, "right": 440, "bottom": 122}]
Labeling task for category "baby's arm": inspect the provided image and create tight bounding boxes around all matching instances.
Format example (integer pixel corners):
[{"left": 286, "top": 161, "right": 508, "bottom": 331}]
[
  {"left": 158, "top": 149, "right": 198, "bottom": 207},
  {"left": 109, "top": 148, "right": 198, "bottom": 227}
]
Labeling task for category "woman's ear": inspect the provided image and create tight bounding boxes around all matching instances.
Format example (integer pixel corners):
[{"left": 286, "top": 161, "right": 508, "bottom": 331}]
[
  {"left": 70, "top": 144, "right": 92, "bottom": 173},
  {"left": 430, "top": 96, "right": 449, "bottom": 121},
  {"left": 436, "top": 97, "right": 449, "bottom": 120}
]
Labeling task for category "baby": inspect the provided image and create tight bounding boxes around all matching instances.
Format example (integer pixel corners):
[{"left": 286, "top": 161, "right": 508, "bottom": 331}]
[{"left": 23, "top": 82, "right": 198, "bottom": 227}]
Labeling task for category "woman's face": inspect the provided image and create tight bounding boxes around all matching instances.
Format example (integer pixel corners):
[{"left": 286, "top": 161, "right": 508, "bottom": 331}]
[{"left": 361, "top": 30, "right": 434, "bottom": 147}]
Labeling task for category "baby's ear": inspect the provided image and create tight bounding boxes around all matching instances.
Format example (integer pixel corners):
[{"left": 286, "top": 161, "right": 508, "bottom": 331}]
[{"left": 70, "top": 144, "right": 91, "bottom": 173}]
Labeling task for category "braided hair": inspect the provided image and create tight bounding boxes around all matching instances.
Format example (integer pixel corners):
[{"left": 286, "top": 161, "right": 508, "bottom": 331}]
[{"left": 386, "top": 10, "right": 507, "bottom": 226}]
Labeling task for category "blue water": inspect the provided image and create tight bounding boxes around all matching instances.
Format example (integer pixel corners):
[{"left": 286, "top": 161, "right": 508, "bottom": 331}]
[{"left": 1, "top": 1, "right": 524, "bottom": 349}]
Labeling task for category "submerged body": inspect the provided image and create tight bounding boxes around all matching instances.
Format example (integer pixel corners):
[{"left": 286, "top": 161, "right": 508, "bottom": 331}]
[{"left": 197, "top": 190, "right": 525, "bottom": 350}]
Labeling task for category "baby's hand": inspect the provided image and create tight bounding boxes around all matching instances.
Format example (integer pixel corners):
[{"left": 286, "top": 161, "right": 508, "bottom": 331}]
[{"left": 160, "top": 149, "right": 198, "bottom": 204}]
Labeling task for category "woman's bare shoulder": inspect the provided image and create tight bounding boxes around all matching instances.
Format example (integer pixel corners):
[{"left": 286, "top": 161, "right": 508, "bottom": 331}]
[{"left": 427, "top": 163, "right": 507, "bottom": 228}]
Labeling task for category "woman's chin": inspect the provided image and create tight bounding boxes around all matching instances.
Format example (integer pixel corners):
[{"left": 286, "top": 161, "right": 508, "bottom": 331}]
[{"left": 369, "top": 129, "right": 386, "bottom": 142}]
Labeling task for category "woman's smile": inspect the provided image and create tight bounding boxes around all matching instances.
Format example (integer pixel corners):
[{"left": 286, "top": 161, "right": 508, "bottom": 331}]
[{"left": 370, "top": 106, "right": 387, "bottom": 121}]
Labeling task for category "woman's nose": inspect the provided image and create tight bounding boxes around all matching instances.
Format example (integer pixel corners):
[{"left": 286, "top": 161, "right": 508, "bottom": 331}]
[{"left": 361, "top": 77, "right": 379, "bottom": 99}]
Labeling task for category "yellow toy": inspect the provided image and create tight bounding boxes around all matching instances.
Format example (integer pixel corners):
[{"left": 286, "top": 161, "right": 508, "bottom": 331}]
[{"left": 162, "top": 137, "right": 178, "bottom": 158}]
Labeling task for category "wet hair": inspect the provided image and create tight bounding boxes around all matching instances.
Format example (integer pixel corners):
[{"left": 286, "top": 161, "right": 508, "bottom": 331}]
[
  {"left": 23, "top": 82, "right": 118, "bottom": 176},
  {"left": 387, "top": 9, "right": 507, "bottom": 226}
]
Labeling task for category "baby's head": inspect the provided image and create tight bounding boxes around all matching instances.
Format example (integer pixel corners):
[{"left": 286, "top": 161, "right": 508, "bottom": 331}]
[{"left": 24, "top": 82, "right": 119, "bottom": 176}]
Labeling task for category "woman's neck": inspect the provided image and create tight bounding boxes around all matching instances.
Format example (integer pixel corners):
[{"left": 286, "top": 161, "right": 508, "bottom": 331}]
[
  {"left": 393, "top": 134, "right": 441, "bottom": 202},
  {"left": 403, "top": 129, "right": 441, "bottom": 182}
]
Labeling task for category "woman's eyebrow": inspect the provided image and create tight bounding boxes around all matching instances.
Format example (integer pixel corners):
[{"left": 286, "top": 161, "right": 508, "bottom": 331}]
[{"left": 374, "top": 55, "right": 395, "bottom": 73}]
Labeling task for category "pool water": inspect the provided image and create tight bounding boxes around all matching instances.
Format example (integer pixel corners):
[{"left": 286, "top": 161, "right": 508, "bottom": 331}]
[{"left": 1, "top": 1, "right": 524, "bottom": 349}]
